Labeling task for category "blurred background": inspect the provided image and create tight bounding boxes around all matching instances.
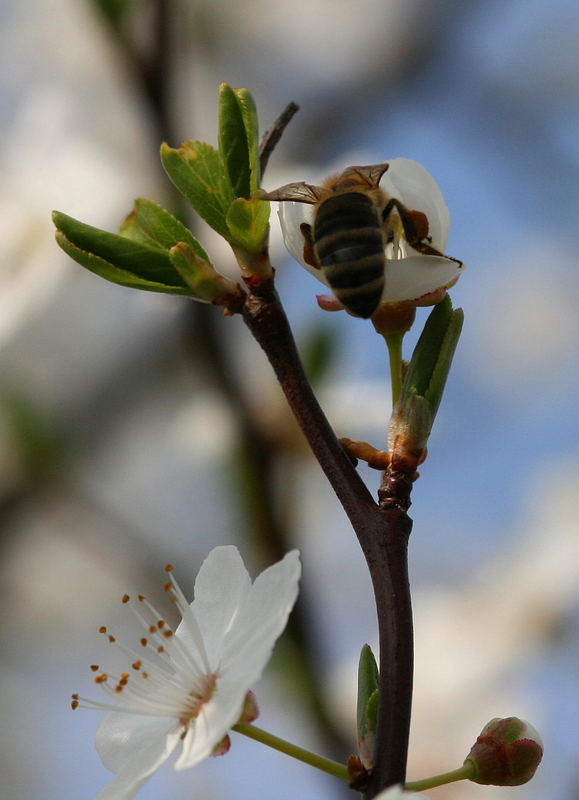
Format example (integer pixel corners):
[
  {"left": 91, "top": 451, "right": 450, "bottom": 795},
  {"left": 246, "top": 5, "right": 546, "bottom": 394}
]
[{"left": 1, "top": 0, "right": 578, "bottom": 798}]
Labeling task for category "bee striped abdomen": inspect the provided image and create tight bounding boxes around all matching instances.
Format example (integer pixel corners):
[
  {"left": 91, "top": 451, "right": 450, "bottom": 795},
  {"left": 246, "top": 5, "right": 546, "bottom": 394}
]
[{"left": 313, "top": 192, "right": 385, "bottom": 318}]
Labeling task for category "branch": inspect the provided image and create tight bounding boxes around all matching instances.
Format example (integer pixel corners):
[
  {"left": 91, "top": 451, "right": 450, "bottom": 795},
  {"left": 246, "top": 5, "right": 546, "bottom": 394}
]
[
  {"left": 240, "top": 279, "right": 414, "bottom": 794},
  {"left": 241, "top": 279, "right": 375, "bottom": 523}
]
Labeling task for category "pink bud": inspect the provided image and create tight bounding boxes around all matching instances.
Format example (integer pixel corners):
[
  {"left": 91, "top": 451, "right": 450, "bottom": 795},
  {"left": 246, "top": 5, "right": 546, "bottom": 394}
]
[{"left": 464, "top": 717, "right": 543, "bottom": 786}]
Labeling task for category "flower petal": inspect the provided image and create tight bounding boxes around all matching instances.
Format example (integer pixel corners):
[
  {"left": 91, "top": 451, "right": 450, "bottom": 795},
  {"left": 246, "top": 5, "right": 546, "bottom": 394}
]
[
  {"left": 375, "top": 786, "right": 429, "bottom": 799},
  {"left": 382, "top": 159, "right": 450, "bottom": 251},
  {"left": 382, "top": 254, "right": 464, "bottom": 303},
  {"left": 277, "top": 203, "right": 327, "bottom": 284},
  {"left": 95, "top": 713, "right": 182, "bottom": 800},
  {"left": 220, "top": 550, "right": 301, "bottom": 683},
  {"left": 176, "top": 545, "right": 251, "bottom": 669}
]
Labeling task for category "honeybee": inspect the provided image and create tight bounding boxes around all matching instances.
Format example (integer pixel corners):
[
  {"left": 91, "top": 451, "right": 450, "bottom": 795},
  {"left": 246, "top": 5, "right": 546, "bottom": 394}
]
[{"left": 264, "top": 163, "right": 454, "bottom": 319}]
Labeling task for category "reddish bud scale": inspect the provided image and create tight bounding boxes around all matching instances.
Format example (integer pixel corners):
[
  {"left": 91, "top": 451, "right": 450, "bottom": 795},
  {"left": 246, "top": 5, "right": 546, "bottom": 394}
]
[{"left": 465, "top": 717, "right": 543, "bottom": 786}]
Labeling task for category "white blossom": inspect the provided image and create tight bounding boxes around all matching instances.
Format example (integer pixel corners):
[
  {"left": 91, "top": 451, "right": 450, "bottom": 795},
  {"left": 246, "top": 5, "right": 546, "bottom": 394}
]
[
  {"left": 375, "top": 785, "right": 430, "bottom": 799},
  {"left": 277, "top": 158, "right": 464, "bottom": 309},
  {"left": 72, "top": 546, "right": 301, "bottom": 799}
]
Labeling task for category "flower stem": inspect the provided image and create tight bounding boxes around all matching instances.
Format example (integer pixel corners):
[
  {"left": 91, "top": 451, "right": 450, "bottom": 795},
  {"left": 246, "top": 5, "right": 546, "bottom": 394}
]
[
  {"left": 384, "top": 332, "right": 404, "bottom": 407},
  {"left": 233, "top": 723, "right": 350, "bottom": 781},
  {"left": 405, "top": 763, "right": 475, "bottom": 791}
]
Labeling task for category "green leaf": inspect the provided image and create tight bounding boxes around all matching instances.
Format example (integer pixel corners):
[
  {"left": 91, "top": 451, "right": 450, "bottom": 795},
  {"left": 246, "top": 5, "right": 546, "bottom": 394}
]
[
  {"left": 226, "top": 197, "right": 270, "bottom": 253},
  {"left": 55, "top": 230, "right": 191, "bottom": 295},
  {"left": 120, "top": 198, "right": 211, "bottom": 261},
  {"left": 357, "top": 644, "right": 379, "bottom": 740},
  {"left": 53, "top": 211, "right": 190, "bottom": 292},
  {"left": 233, "top": 87, "right": 260, "bottom": 192},
  {"left": 160, "top": 141, "right": 234, "bottom": 237},
  {"left": 401, "top": 296, "right": 464, "bottom": 419},
  {"left": 219, "top": 83, "right": 251, "bottom": 199}
]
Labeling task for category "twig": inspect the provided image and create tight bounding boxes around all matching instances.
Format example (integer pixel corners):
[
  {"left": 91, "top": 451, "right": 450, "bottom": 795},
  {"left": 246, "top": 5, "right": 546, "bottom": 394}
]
[{"left": 259, "top": 102, "right": 300, "bottom": 177}]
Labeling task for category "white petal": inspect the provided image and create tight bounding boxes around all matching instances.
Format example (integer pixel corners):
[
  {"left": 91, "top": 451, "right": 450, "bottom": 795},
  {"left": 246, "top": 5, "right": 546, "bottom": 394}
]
[
  {"left": 374, "top": 786, "right": 429, "bottom": 799},
  {"left": 277, "top": 203, "right": 328, "bottom": 284},
  {"left": 220, "top": 550, "right": 301, "bottom": 682},
  {"left": 382, "top": 255, "right": 464, "bottom": 303},
  {"left": 382, "top": 159, "right": 450, "bottom": 251},
  {"left": 95, "top": 714, "right": 181, "bottom": 800},
  {"left": 175, "top": 677, "right": 245, "bottom": 770},
  {"left": 176, "top": 545, "right": 251, "bottom": 669}
]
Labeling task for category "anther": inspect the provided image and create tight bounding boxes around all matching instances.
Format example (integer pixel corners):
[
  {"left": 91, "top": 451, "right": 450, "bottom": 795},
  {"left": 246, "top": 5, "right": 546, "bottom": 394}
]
[
  {"left": 140, "top": 638, "right": 148, "bottom": 647},
  {"left": 99, "top": 626, "right": 107, "bottom": 634},
  {"left": 164, "top": 564, "right": 174, "bottom": 573},
  {"left": 122, "top": 594, "right": 130, "bottom": 604},
  {"left": 90, "top": 665, "right": 99, "bottom": 672}
]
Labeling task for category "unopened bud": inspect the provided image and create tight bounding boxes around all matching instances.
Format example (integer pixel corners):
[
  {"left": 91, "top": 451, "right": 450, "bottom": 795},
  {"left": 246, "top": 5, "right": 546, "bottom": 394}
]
[
  {"left": 170, "top": 242, "right": 240, "bottom": 304},
  {"left": 464, "top": 717, "right": 543, "bottom": 786}
]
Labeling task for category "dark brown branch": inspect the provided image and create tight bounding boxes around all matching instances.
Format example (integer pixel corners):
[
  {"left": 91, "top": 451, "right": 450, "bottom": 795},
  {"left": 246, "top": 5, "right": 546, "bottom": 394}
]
[
  {"left": 259, "top": 102, "right": 300, "bottom": 178},
  {"left": 241, "top": 279, "right": 375, "bottom": 522},
  {"left": 240, "top": 279, "right": 414, "bottom": 794}
]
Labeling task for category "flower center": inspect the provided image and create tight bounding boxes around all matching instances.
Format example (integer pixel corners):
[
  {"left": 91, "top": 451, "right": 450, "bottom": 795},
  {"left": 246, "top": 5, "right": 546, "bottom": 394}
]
[{"left": 179, "top": 672, "right": 218, "bottom": 728}]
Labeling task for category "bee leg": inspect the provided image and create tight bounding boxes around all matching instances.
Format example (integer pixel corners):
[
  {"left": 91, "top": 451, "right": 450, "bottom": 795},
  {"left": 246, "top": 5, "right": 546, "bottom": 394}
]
[
  {"left": 299, "top": 222, "right": 321, "bottom": 269},
  {"left": 383, "top": 199, "right": 463, "bottom": 266},
  {"left": 340, "top": 438, "right": 391, "bottom": 471}
]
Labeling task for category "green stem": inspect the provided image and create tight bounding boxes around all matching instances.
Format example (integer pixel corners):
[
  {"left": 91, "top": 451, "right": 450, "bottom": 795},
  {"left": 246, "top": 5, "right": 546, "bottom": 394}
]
[
  {"left": 384, "top": 332, "right": 404, "bottom": 407},
  {"left": 232, "top": 723, "right": 350, "bottom": 781},
  {"left": 405, "top": 762, "right": 475, "bottom": 792}
]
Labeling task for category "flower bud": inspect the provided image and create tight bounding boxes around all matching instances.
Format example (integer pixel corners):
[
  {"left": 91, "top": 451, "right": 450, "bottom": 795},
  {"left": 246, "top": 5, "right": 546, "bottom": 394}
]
[{"left": 464, "top": 717, "right": 543, "bottom": 786}]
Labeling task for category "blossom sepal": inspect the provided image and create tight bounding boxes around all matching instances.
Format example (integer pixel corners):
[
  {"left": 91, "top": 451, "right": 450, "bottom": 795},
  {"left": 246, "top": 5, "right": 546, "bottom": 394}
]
[
  {"left": 210, "top": 734, "right": 231, "bottom": 758},
  {"left": 464, "top": 717, "right": 543, "bottom": 786},
  {"left": 53, "top": 210, "right": 194, "bottom": 295},
  {"left": 236, "top": 690, "right": 259, "bottom": 724}
]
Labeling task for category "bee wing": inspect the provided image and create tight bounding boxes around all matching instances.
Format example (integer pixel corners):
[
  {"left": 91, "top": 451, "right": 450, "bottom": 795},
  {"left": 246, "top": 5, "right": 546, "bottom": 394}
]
[
  {"left": 343, "top": 162, "right": 390, "bottom": 187},
  {"left": 261, "top": 182, "right": 323, "bottom": 204}
]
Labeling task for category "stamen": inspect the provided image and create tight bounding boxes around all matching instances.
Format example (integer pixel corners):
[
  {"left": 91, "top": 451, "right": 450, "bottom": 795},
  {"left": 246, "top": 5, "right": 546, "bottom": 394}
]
[{"left": 74, "top": 565, "right": 221, "bottom": 724}]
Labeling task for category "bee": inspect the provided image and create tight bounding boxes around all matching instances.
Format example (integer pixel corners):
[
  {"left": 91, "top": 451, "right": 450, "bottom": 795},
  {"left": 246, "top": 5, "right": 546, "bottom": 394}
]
[{"left": 264, "top": 162, "right": 452, "bottom": 319}]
